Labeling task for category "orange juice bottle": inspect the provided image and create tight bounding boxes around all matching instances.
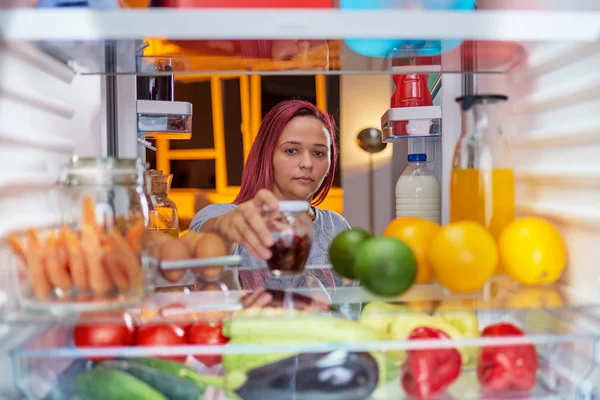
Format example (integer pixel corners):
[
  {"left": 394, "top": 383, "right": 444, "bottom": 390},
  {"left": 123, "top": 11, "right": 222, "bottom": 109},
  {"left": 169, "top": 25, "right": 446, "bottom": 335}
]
[
  {"left": 450, "top": 168, "right": 514, "bottom": 240},
  {"left": 451, "top": 95, "right": 514, "bottom": 272}
]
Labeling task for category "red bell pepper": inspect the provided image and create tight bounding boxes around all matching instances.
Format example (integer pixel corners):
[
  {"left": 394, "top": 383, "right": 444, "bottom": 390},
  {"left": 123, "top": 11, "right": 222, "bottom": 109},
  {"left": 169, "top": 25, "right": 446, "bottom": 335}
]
[
  {"left": 401, "top": 327, "right": 462, "bottom": 399},
  {"left": 477, "top": 322, "right": 538, "bottom": 393}
]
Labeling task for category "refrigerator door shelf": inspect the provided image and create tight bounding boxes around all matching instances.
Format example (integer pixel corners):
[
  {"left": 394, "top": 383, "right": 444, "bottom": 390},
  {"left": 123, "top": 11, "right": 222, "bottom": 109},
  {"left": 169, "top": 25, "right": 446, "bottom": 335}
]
[
  {"left": 381, "top": 105, "right": 441, "bottom": 141},
  {"left": 137, "top": 99, "right": 192, "bottom": 138}
]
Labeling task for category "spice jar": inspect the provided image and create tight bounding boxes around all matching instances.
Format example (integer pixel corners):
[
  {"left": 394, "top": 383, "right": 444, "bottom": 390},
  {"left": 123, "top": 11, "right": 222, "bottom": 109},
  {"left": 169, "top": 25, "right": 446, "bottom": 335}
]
[
  {"left": 9, "top": 157, "right": 151, "bottom": 312},
  {"left": 265, "top": 201, "right": 314, "bottom": 276},
  {"left": 145, "top": 169, "right": 179, "bottom": 238}
]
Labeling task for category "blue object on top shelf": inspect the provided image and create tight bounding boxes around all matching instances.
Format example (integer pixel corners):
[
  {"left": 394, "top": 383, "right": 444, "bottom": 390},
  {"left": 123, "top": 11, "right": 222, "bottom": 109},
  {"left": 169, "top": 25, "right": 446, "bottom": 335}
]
[
  {"left": 341, "top": 0, "right": 476, "bottom": 58},
  {"left": 37, "top": 0, "right": 119, "bottom": 8},
  {"left": 408, "top": 153, "right": 427, "bottom": 162}
]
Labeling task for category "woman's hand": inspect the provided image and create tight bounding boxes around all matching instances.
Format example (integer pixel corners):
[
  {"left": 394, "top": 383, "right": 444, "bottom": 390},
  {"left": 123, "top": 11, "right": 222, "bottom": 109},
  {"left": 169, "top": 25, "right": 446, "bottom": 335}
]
[{"left": 213, "top": 189, "right": 279, "bottom": 260}]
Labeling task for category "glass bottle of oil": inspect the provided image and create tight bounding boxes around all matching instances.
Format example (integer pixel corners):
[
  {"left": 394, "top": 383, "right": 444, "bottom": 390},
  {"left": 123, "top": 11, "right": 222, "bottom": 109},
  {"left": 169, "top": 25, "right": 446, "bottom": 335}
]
[
  {"left": 450, "top": 95, "right": 515, "bottom": 249},
  {"left": 146, "top": 170, "right": 179, "bottom": 238}
]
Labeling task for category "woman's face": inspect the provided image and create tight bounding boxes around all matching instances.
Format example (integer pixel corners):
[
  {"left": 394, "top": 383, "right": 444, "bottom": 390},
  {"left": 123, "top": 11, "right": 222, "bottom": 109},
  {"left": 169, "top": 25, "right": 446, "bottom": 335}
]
[{"left": 272, "top": 116, "right": 331, "bottom": 202}]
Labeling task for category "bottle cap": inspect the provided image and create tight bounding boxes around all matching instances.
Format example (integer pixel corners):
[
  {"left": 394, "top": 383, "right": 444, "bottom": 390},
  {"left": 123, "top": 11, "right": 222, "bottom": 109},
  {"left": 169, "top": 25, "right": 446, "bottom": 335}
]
[{"left": 408, "top": 154, "right": 427, "bottom": 162}]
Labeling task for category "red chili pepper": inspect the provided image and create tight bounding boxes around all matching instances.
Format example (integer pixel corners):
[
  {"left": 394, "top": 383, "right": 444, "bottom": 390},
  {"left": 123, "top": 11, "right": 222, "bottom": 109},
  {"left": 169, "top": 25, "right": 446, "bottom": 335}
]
[
  {"left": 401, "top": 327, "right": 462, "bottom": 400},
  {"left": 477, "top": 322, "right": 539, "bottom": 393}
]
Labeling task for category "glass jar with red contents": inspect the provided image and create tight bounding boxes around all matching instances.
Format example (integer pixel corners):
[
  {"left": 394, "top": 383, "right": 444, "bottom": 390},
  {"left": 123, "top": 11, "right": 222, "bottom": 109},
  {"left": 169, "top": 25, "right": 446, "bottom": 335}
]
[{"left": 265, "top": 201, "right": 314, "bottom": 276}]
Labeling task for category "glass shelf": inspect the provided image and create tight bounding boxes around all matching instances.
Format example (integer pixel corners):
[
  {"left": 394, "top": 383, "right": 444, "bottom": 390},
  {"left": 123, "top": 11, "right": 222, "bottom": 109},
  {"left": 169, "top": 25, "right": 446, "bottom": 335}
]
[
  {"left": 9, "top": 294, "right": 600, "bottom": 399},
  {"left": 26, "top": 38, "right": 533, "bottom": 76},
  {"left": 4, "top": 270, "right": 600, "bottom": 399},
  {"left": 2, "top": 275, "right": 599, "bottom": 325}
]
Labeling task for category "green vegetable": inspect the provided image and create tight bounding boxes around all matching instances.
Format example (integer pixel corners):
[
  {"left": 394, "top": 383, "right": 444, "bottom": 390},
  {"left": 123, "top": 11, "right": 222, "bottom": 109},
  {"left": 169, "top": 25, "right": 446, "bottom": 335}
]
[
  {"left": 222, "top": 336, "right": 308, "bottom": 372},
  {"left": 132, "top": 357, "right": 223, "bottom": 389},
  {"left": 98, "top": 360, "right": 204, "bottom": 400},
  {"left": 75, "top": 368, "right": 166, "bottom": 400},
  {"left": 223, "top": 315, "right": 380, "bottom": 342},
  {"left": 360, "top": 301, "right": 409, "bottom": 338}
]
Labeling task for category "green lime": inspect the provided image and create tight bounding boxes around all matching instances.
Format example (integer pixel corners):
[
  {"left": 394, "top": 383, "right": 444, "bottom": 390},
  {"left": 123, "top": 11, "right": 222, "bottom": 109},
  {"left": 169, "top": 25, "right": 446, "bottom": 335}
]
[
  {"left": 329, "top": 228, "right": 372, "bottom": 279},
  {"left": 354, "top": 237, "right": 417, "bottom": 297}
]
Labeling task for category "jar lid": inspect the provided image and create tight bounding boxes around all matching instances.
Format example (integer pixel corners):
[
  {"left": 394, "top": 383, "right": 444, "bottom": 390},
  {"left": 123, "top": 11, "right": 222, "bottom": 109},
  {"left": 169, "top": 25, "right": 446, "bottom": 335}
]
[
  {"left": 408, "top": 153, "right": 427, "bottom": 162},
  {"left": 278, "top": 201, "right": 310, "bottom": 213}
]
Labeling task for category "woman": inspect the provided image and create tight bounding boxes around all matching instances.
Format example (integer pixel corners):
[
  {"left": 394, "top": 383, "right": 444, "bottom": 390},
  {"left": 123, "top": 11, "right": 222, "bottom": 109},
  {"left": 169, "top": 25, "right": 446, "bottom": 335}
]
[{"left": 189, "top": 99, "right": 350, "bottom": 290}]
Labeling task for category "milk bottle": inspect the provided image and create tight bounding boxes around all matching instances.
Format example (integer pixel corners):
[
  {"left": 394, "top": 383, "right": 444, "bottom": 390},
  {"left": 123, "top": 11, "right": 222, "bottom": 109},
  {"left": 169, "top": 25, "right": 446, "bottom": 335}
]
[{"left": 396, "top": 153, "right": 441, "bottom": 223}]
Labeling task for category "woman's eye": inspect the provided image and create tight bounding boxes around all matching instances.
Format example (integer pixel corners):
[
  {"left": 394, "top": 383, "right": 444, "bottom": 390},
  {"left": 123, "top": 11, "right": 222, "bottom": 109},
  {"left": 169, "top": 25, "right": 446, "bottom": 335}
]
[
  {"left": 314, "top": 151, "right": 325, "bottom": 157},
  {"left": 285, "top": 148, "right": 298, "bottom": 155}
]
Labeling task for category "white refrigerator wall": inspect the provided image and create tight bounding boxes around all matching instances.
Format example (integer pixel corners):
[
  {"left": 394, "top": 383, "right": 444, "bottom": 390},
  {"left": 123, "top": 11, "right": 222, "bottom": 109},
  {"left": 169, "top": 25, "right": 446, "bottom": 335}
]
[
  {"left": 505, "top": 43, "right": 600, "bottom": 296},
  {"left": 0, "top": 42, "right": 104, "bottom": 309},
  {"left": 0, "top": 42, "right": 104, "bottom": 397}
]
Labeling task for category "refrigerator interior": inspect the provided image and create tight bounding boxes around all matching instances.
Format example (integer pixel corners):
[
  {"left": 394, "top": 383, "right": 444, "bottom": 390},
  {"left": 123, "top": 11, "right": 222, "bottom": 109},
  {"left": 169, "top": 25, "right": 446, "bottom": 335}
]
[{"left": 0, "top": 2, "right": 600, "bottom": 399}]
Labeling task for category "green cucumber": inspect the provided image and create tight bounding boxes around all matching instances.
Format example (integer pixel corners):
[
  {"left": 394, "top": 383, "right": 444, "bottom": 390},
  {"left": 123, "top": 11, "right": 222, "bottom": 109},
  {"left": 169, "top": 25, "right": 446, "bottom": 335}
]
[
  {"left": 223, "top": 315, "right": 380, "bottom": 342},
  {"left": 99, "top": 360, "right": 204, "bottom": 400},
  {"left": 222, "top": 336, "right": 301, "bottom": 372},
  {"left": 75, "top": 368, "right": 166, "bottom": 400},
  {"left": 133, "top": 357, "right": 226, "bottom": 389}
]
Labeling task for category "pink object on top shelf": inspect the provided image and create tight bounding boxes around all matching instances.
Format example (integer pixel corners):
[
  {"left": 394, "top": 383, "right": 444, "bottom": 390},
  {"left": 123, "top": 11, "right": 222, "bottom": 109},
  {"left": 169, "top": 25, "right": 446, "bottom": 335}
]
[{"left": 158, "top": 0, "right": 333, "bottom": 7}]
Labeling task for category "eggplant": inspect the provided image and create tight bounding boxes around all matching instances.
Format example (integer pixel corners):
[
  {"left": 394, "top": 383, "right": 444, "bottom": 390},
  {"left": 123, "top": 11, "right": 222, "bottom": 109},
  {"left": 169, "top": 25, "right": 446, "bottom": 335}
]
[{"left": 233, "top": 351, "right": 379, "bottom": 400}]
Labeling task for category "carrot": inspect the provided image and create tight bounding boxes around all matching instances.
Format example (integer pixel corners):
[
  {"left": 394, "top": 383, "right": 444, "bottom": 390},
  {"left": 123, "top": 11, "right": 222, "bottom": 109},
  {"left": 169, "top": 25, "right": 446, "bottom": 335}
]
[
  {"left": 81, "top": 225, "right": 113, "bottom": 295},
  {"left": 126, "top": 219, "right": 146, "bottom": 255},
  {"left": 25, "top": 229, "right": 52, "bottom": 300},
  {"left": 107, "top": 231, "right": 143, "bottom": 290},
  {"left": 6, "top": 234, "right": 26, "bottom": 264},
  {"left": 103, "top": 241, "right": 130, "bottom": 291},
  {"left": 81, "top": 195, "right": 101, "bottom": 235},
  {"left": 44, "top": 234, "right": 72, "bottom": 293},
  {"left": 61, "top": 228, "right": 89, "bottom": 290}
]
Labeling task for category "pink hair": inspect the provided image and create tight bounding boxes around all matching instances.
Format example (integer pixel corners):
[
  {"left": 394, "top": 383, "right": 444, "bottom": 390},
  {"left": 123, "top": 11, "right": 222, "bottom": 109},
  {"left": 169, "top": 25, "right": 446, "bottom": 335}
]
[{"left": 234, "top": 99, "right": 338, "bottom": 206}]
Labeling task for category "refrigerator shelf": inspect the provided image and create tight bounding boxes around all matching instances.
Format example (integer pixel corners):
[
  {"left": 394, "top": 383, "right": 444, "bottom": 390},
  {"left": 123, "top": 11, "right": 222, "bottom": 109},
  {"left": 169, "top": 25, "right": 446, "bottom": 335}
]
[
  {"left": 137, "top": 99, "right": 193, "bottom": 136},
  {"left": 2, "top": 275, "right": 598, "bottom": 326},
  {"left": 10, "top": 301, "right": 600, "bottom": 399},
  {"left": 1, "top": 9, "right": 598, "bottom": 42}
]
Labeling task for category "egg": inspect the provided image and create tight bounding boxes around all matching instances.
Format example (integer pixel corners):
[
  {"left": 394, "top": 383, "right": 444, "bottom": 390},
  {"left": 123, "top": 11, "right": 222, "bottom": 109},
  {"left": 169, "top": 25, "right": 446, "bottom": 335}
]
[
  {"left": 192, "top": 232, "right": 228, "bottom": 280},
  {"left": 159, "top": 237, "right": 190, "bottom": 283},
  {"left": 180, "top": 231, "right": 206, "bottom": 252}
]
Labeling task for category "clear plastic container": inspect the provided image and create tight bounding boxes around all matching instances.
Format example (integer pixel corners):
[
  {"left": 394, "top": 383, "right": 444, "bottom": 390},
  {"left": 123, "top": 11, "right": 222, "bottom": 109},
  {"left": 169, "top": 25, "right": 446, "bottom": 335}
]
[
  {"left": 265, "top": 201, "right": 314, "bottom": 276},
  {"left": 396, "top": 153, "right": 441, "bottom": 223},
  {"left": 6, "top": 157, "right": 151, "bottom": 312},
  {"left": 8, "top": 276, "right": 600, "bottom": 400}
]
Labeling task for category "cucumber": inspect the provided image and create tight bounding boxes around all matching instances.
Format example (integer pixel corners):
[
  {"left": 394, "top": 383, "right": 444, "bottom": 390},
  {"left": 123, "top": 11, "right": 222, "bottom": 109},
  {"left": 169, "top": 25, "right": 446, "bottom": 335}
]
[
  {"left": 75, "top": 368, "right": 166, "bottom": 400},
  {"left": 98, "top": 360, "right": 204, "bottom": 400},
  {"left": 133, "top": 357, "right": 226, "bottom": 389},
  {"left": 223, "top": 315, "right": 380, "bottom": 342}
]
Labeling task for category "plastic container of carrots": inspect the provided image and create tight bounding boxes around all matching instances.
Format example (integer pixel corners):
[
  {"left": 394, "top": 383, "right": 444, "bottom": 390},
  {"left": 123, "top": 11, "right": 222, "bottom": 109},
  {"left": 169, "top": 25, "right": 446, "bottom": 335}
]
[{"left": 6, "top": 157, "right": 151, "bottom": 312}]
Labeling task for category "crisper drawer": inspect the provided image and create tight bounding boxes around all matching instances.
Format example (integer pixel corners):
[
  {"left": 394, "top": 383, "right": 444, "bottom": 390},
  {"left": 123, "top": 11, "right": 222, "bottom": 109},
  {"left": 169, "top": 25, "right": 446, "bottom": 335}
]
[{"left": 9, "top": 276, "right": 600, "bottom": 400}]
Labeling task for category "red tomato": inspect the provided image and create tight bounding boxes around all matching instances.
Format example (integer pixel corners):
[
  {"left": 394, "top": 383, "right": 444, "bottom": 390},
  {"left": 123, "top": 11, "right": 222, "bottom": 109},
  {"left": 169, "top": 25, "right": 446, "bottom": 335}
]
[
  {"left": 135, "top": 324, "right": 188, "bottom": 363},
  {"left": 73, "top": 324, "right": 136, "bottom": 362},
  {"left": 186, "top": 322, "right": 229, "bottom": 367}
]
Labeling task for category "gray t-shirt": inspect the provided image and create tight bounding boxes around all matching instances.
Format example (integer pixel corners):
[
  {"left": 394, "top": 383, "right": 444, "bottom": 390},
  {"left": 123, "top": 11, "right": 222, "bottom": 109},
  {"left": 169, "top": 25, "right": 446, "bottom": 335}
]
[{"left": 189, "top": 203, "right": 351, "bottom": 291}]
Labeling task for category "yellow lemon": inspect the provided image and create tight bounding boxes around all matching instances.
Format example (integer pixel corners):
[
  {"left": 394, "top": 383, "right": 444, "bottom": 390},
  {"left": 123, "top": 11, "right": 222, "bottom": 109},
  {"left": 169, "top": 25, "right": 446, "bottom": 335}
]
[
  {"left": 384, "top": 217, "right": 441, "bottom": 284},
  {"left": 428, "top": 221, "right": 498, "bottom": 293},
  {"left": 498, "top": 217, "right": 567, "bottom": 285}
]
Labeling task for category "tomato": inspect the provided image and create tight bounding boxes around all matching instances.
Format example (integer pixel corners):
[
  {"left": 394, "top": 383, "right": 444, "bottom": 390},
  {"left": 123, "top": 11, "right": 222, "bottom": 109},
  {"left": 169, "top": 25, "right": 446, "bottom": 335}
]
[
  {"left": 73, "top": 324, "right": 136, "bottom": 362},
  {"left": 135, "top": 324, "right": 188, "bottom": 363},
  {"left": 186, "top": 322, "right": 229, "bottom": 367}
]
